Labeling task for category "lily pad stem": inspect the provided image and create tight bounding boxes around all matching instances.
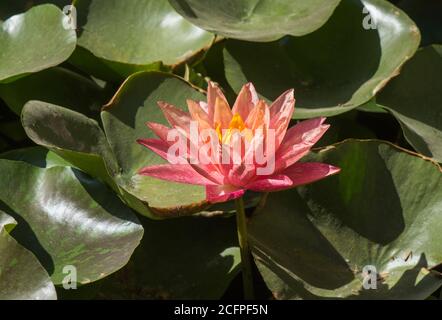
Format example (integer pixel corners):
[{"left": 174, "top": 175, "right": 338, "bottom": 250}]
[{"left": 235, "top": 196, "right": 255, "bottom": 300}]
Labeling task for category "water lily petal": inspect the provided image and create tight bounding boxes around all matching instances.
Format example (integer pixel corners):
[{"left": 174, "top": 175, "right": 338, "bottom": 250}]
[
  {"left": 269, "top": 89, "right": 295, "bottom": 120},
  {"left": 247, "top": 162, "right": 339, "bottom": 192},
  {"left": 275, "top": 118, "right": 330, "bottom": 172},
  {"left": 243, "top": 126, "right": 265, "bottom": 166},
  {"left": 279, "top": 117, "right": 328, "bottom": 153},
  {"left": 245, "top": 174, "right": 293, "bottom": 192},
  {"left": 139, "top": 82, "right": 339, "bottom": 204},
  {"left": 228, "top": 163, "right": 256, "bottom": 187},
  {"left": 158, "top": 101, "right": 191, "bottom": 134},
  {"left": 139, "top": 164, "right": 218, "bottom": 186},
  {"left": 245, "top": 100, "right": 270, "bottom": 131},
  {"left": 282, "top": 162, "right": 340, "bottom": 188},
  {"left": 199, "top": 101, "right": 209, "bottom": 114},
  {"left": 269, "top": 89, "right": 295, "bottom": 149},
  {"left": 138, "top": 138, "right": 224, "bottom": 184},
  {"left": 274, "top": 143, "right": 312, "bottom": 173},
  {"left": 207, "top": 81, "right": 228, "bottom": 125},
  {"left": 232, "top": 82, "right": 259, "bottom": 120},
  {"left": 206, "top": 185, "right": 245, "bottom": 203},
  {"left": 146, "top": 122, "right": 171, "bottom": 142},
  {"left": 214, "top": 97, "right": 233, "bottom": 129},
  {"left": 187, "top": 99, "right": 212, "bottom": 130},
  {"left": 137, "top": 138, "right": 175, "bottom": 162}
]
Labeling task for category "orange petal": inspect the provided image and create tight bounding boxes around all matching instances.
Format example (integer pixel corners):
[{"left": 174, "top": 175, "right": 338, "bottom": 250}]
[
  {"left": 275, "top": 118, "right": 330, "bottom": 172},
  {"left": 245, "top": 100, "right": 270, "bottom": 131},
  {"left": 199, "top": 101, "right": 209, "bottom": 114},
  {"left": 187, "top": 99, "right": 212, "bottom": 131},
  {"left": 214, "top": 97, "right": 233, "bottom": 129},
  {"left": 269, "top": 89, "right": 295, "bottom": 121},
  {"left": 232, "top": 83, "right": 259, "bottom": 120},
  {"left": 146, "top": 122, "right": 170, "bottom": 142},
  {"left": 157, "top": 101, "right": 191, "bottom": 135},
  {"left": 207, "top": 81, "right": 228, "bottom": 125}
]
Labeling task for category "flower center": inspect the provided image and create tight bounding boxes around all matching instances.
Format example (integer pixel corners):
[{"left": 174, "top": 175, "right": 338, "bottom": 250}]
[{"left": 216, "top": 113, "right": 253, "bottom": 144}]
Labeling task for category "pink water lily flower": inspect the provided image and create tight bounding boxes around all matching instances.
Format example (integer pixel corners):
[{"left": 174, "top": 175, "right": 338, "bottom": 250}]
[{"left": 138, "top": 82, "right": 340, "bottom": 203}]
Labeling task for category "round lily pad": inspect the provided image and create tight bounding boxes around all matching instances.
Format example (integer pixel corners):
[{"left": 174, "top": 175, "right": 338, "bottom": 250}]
[
  {"left": 169, "top": 0, "right": 341, "bottom": 41},
  {"left": 250, "top": 140, "right": 442, "bottom": 299},
  {"left": 223, "top": 0, "right": 420, "bottom": 119}
]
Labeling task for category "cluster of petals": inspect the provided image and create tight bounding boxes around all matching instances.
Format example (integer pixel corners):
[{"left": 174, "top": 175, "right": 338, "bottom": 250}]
[{"left": 138, "top": 82, "right": 340, "bottom": 203}]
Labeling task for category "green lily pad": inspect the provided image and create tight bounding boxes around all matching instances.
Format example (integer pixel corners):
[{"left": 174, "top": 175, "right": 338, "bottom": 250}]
[
  {"left": 0, "top": 67, "right": 107, "bottom": 117},
  {"left": 375, "top": 45, "right": 442, "bottom": 162},
  {"left": 169, "top": 0, "right": 341, "bottom": 42},
  {"left": 0, "top": 157, "right": 144, "bottom": 285},
  {"left": 72, "top": 0, "right": 214, "bottom": 80},
  {"left": 314, "top": 110, "right": 376, "bottom": 147},
  {"left": 95, "top": 215, "right": 240, "bottom": 299},
  {"left": 223, "top": 0, "right": 420, "bottom": 119},
  {"left": 0, "top": 4, "right": 76, "bottom": 83},
  {"left": 20, "top": 94, "right": 214, "bottom": 219},
  {"left": 1, "top": 146, "right": 70, "bottom": 168},
  {"left": 102, "top": 72, "right": 209, "bottom": 215},
  {"left": 22, "top": 100, "right": 119, "bottom": 189},
  {"left": 0, "top": 211, "right": 57, "bottom": 300},
  {"left": 20, "top": 101, "right": 157, "bottom": 218},
  {"left": 250, "top": 140, "right": 442, "bottom": 299},
  {"left": 357, "top": 98, "right": 388, "bottom": 113}
]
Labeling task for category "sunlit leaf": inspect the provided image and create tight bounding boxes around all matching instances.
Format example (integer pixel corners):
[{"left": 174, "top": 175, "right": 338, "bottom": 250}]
[
  {"left": 0, "top": 4, "right": 76, "bottom": 83},
  {"left": 224, "top": 0, "right": 420, "bottom": 118},
  {"left": 169, "top": 0, "right": 341, "bottom": 41}
]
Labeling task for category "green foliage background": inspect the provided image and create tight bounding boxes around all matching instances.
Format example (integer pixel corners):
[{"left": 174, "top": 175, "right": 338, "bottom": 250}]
[{"left": 0, "top": 0, "right": 441, "bottom": 300}]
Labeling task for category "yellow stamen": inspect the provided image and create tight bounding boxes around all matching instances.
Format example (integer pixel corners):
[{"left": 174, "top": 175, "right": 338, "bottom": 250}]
[
  {"left": 217, "top": 113, "right": 251, "bottom": 144},
  {"left": 216, "top": 122, "right": 223, "bottom": 142},
  {"left": 229, "top": 113, "right": 246, "bottom": 131}
]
